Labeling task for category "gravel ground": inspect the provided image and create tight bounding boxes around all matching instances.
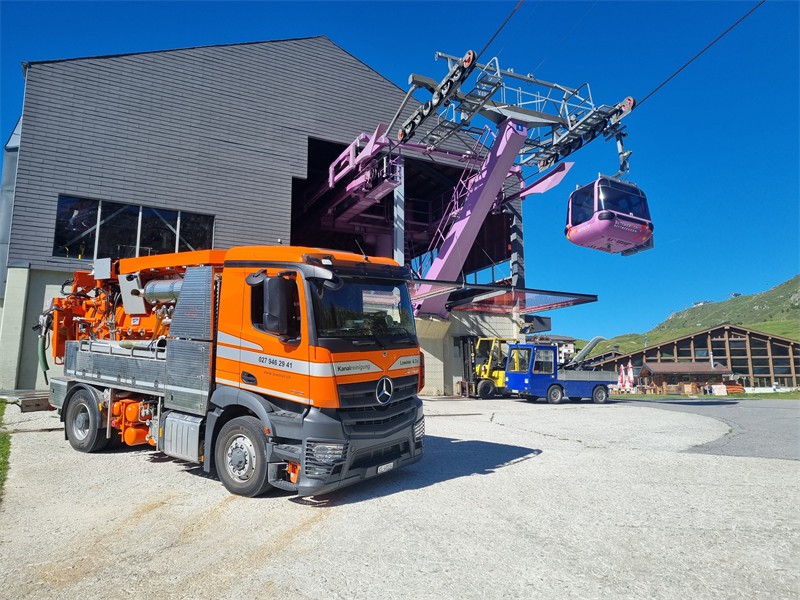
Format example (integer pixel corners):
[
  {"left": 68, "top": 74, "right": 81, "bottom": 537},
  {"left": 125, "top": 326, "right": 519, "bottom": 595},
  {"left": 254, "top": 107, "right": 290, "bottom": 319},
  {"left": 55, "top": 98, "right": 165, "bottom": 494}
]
[{"left": 0, "top": 398, "right": 797, "bottom": 600}]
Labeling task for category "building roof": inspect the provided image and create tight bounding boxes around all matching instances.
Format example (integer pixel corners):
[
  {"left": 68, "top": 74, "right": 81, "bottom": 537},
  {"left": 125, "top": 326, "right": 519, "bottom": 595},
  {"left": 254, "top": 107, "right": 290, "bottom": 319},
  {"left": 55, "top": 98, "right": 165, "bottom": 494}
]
[
  {"left": 640, "top": 362, "right": 732, "bottom": 376},
  {"left": 588, "top": 323, "right": 799, "bottom": 368}
]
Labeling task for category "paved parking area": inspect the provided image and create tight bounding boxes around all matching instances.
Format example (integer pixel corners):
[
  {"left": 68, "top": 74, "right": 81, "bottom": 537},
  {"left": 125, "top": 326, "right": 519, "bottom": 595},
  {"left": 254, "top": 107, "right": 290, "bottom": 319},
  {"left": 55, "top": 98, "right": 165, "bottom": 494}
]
[
  {"left": 1, "top": 398, "right": 798, "bottom": 599},
  {"left": 612, "top": 397, "right": 800, "bottom": 460}
]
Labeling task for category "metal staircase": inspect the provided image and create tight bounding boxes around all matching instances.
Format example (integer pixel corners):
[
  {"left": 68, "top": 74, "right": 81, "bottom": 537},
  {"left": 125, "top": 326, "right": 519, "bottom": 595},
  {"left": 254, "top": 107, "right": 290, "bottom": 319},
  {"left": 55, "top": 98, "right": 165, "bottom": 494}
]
[{"left": 414, "top": 125, "right": 496, "bottom": 279}]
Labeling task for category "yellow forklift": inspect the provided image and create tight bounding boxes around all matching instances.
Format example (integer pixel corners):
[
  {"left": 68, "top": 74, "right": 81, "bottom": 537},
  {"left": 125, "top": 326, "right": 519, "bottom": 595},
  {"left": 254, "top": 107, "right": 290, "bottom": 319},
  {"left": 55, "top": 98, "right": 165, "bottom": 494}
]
[{"left": 462, "top": 337, "right": 517, "bottom": 398}]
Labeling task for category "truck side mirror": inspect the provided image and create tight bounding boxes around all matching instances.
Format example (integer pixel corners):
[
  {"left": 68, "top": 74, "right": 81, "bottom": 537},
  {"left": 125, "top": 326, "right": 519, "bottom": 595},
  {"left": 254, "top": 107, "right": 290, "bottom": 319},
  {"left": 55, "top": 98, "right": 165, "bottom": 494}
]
[{"left": 263, "top": 276, "right": 294, "bottom": 337}]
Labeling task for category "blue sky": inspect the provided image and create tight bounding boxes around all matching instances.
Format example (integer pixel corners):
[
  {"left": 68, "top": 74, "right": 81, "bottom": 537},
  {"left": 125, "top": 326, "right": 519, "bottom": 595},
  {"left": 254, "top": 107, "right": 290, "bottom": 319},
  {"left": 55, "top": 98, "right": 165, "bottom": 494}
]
[{"left": 1, "top": 0, "right": 798, "bottom": 339}]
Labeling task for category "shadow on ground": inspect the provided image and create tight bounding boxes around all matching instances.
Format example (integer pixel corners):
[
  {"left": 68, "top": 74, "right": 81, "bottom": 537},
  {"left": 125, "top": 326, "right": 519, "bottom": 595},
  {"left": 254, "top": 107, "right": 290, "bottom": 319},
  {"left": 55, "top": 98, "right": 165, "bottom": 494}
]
[
  {"left": 125, "top": 435, "right": 540, "bottom": 505},
  {"left": 291, "top": 435, "right": 542, "bottom": 507}
]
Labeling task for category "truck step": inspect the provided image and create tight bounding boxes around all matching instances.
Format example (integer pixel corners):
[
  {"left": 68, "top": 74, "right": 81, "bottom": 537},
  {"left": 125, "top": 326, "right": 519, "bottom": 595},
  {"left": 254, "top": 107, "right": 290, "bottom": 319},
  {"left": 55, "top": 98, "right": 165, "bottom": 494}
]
[
  {"left": 273, "top": 444, "right": 302, "bottom": 461},
  {"left": 268, "top": 462, "right": 298, "bottom": 492}
]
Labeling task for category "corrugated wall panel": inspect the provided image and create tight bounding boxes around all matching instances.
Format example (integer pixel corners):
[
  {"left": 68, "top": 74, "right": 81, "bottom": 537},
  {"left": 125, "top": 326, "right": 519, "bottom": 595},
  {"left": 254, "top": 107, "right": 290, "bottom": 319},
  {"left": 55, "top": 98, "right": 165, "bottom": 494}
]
[{"left": 10, "top": 37, "right": 412, "bottom": 269}]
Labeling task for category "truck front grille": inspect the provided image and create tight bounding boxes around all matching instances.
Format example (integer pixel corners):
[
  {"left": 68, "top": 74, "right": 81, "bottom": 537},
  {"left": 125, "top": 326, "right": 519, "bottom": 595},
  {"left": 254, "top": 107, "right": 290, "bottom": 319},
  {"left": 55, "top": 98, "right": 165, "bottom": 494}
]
[
  {"left": 338, "top": 374, "right": 418, "bottom": 408},
  {"left": 338, "top": 396, "right": 417, "bottom": 436}
]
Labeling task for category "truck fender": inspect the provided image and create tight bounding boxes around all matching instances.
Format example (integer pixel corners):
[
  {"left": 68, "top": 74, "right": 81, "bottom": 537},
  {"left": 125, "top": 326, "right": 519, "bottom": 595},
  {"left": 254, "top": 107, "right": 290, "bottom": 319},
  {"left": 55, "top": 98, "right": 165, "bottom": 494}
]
[
  {"left": 203, "top": 386, "right": 275, "bottom": 473},
  {"left": 60, "top": 383, "right": 104, "bottom": 440}
]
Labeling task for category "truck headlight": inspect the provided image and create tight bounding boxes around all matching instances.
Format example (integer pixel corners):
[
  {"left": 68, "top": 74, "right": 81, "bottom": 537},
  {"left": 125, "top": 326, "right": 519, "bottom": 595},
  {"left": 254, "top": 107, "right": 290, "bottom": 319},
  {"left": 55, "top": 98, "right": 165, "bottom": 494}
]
[{"left": 307, "top": 442, "right": 348, "bottom": 464}]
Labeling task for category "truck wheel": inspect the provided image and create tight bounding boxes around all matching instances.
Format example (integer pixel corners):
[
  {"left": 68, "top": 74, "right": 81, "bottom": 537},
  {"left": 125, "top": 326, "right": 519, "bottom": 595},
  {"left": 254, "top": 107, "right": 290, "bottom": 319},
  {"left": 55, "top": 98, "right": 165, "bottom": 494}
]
[
  {"left": 65, "top": 389, "right": 108, "bottom": 453},
  {"left": 592, "top": 386, "right": 609, "bottom": 404},
  {"left": 546, "top": 385, "right": 564, "bottom": 404},
  {"left": 477, "top": 379, "right": 496, "bottom": 399},
  {"left": 215, "top": 416, "right": 271, "bottom": 497}
]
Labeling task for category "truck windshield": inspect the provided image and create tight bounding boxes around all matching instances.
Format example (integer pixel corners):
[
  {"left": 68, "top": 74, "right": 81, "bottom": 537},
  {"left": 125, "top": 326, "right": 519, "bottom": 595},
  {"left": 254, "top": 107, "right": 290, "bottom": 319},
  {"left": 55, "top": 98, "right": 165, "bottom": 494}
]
[{"left": 311, "top": 278, "right": 417, "bottom": 349}]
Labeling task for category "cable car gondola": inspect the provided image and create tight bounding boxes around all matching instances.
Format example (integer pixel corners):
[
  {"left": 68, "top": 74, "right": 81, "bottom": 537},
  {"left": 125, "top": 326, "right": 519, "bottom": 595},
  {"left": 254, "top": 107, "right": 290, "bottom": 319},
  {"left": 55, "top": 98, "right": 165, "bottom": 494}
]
[{"left": 565, "top": 176, "right": 653, "bottom": 254}]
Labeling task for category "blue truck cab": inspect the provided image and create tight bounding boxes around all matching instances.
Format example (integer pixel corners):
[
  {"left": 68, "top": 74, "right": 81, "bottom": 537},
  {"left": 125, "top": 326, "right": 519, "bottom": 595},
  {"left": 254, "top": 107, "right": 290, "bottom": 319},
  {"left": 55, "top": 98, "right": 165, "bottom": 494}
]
[{"left": 503, "top": 344, "right": 617, "bottom": 404}]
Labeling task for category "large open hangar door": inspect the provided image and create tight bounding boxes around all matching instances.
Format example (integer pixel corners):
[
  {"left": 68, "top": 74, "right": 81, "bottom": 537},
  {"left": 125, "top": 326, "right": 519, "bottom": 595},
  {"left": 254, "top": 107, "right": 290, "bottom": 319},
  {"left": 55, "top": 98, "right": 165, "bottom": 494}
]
[{"left": 289, "top": 137, "right": 510, "bottom": 275}]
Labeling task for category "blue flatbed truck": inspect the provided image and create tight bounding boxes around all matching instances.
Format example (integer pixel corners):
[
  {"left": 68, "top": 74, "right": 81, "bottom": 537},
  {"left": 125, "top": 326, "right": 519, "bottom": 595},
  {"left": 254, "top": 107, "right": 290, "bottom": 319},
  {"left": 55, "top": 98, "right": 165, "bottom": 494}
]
[{"left": 503, "top": 343, "right": 618, "bottom": 404}]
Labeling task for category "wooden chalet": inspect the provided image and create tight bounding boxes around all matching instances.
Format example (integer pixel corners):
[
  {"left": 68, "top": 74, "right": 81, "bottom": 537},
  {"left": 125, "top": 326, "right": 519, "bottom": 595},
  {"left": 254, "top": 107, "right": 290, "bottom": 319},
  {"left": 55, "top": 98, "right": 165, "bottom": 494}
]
[{"left": 587, "top": 324, "right": 799, "bottom": 393}]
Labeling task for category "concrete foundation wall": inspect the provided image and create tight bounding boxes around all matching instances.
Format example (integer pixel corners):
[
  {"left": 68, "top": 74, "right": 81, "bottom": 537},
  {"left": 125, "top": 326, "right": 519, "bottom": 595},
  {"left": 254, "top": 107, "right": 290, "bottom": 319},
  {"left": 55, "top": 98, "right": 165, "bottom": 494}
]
[
  {"left": 418, "top": 312, "right": 519, "bottom": 396},
  {"left": 0, "top": 268, "right": 69, "bottom": 389}
]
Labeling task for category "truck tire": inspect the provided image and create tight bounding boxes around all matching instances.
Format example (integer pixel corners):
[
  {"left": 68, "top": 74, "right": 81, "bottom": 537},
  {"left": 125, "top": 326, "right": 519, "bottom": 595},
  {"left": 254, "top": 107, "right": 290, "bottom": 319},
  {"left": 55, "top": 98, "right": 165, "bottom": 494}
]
[
  {"left": 477, "top": 379, "right": 496, "bottom": 399},
  {"left": 592, "top": 386, "right": 609, "bottom": 404},
  {"left": 546, "top": 385, "right": 564, "bottom": 404},
  {"left": 215, "top": 416, "right": 272, "bottom": 497},
  {"left": 65, "top": 389, "right": 108, "bottom": 453}
]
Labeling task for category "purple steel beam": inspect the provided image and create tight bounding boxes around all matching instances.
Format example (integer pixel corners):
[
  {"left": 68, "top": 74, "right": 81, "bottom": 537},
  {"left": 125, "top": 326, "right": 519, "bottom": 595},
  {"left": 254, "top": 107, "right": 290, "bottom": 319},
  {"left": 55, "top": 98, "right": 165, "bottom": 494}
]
[
  {"left": 415, "top": 119, "right": 529, "bottom": 317},
  {"left": 315, "top": 123, "right": 483, "bottom": 226}
]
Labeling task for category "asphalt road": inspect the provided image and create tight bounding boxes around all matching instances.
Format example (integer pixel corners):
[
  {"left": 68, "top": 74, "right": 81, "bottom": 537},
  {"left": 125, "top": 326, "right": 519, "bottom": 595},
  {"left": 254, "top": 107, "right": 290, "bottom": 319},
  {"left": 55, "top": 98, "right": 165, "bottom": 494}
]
[
  {"left": 1, "top": 398, "right": 798, "bottom": 599},
  {"left": 611, "top": 397, "right": 800, "bottom": 461}
]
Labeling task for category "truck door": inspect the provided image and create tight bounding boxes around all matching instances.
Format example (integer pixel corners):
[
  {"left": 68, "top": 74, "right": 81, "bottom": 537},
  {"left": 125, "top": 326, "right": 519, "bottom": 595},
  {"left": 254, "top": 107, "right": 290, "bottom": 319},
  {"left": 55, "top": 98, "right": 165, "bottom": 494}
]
[
  {"left": 503, "top": 345, "right": 532, "bottom": 393},
  {"left": 238, "top": 269, "right": 311, "bottom": 405},
  {"left": 529, "top": 346, "right": 556, "bottom": 397}
]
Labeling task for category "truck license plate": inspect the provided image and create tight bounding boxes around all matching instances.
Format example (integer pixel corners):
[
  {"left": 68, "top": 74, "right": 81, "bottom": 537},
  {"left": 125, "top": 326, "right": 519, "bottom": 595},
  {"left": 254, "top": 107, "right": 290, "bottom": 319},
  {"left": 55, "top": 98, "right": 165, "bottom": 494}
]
[{"left": 377, "top": 462, "right": 394, "bottom": 475}]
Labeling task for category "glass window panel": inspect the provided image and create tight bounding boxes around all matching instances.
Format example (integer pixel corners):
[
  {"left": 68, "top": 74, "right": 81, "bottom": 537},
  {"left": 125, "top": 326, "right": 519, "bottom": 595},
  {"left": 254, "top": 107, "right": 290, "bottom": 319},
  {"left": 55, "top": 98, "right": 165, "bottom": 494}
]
[
  {"left": 52, "top": 196, "right": 98, "bottom": 259},
  {"left": 598, "top": 182, "right": 650, "bottom": 219},
  {"left": 97, "top": 201, "right": 139, "bottom": 259},
  {"left": 569, "top": 187, "right": 595, "bottom": 226},
  {"left": 771, "top": 344, "right": 789, "bottom": 357},
  {"left": 533, "top": 349, "right": 554, "bottom": 374},
  {"left": 140, "top": 207, "right": 178, "bottom": 256},
  {"left": 178, "top": 212, "right": 214, "bottom": 252},
  {"left": 711, "top": 343, "right": 727, "bottom": 355},
  {"left": 507, "top": 348, "right": 531, "bottom": 373}
]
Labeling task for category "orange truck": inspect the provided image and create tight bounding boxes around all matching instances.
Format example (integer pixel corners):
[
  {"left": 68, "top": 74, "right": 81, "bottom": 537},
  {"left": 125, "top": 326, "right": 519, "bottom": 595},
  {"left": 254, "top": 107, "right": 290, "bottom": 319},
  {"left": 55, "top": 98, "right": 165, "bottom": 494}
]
[{"left": 40, "top": 246, "right": 425, "bottom": 497}]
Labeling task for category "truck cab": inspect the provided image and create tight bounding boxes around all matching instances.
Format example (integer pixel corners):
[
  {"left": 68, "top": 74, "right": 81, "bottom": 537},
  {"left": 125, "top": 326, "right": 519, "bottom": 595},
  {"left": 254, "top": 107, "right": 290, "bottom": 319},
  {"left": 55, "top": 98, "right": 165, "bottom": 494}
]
[{"left": 504, "top": 343, "right": 616, "bottom": 404}]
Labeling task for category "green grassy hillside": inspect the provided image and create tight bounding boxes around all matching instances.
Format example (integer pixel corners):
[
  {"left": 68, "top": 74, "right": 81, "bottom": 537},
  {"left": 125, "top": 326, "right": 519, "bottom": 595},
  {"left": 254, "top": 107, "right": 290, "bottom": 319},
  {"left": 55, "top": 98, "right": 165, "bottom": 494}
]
[{"left": 586, "top": 275, "right": 800, "bottom": 356}]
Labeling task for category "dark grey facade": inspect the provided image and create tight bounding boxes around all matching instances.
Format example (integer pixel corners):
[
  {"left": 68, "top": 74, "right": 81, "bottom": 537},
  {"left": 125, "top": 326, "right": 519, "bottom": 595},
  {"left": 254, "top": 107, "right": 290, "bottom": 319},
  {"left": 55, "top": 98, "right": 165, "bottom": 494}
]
[
  {"left": 9, "top": 36, "right": 411, "bottom": 272},
  {"left": 0, "top": 36, "right": 518, "bottom": 391}
]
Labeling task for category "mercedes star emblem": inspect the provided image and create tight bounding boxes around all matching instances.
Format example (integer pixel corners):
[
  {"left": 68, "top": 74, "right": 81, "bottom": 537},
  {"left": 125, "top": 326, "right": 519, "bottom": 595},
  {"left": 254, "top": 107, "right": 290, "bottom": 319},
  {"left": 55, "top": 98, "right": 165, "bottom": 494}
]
[{"left": 376, "top": 376, "right": 394, "bottom": 405}]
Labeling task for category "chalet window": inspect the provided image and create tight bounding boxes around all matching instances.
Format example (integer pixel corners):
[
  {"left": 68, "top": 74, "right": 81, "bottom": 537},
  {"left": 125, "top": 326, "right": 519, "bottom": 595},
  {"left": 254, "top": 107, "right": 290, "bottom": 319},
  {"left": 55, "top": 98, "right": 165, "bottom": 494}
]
[{"left": 52, "top": 195, "right": 214, "bottom": 260}]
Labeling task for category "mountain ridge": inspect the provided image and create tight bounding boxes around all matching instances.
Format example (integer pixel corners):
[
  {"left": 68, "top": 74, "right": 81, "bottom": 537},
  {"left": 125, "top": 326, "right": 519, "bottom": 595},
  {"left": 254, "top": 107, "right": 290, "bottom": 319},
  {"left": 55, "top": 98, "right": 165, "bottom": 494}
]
[{"left": 585, "top": 275, "right": 800, "bottom": 356}]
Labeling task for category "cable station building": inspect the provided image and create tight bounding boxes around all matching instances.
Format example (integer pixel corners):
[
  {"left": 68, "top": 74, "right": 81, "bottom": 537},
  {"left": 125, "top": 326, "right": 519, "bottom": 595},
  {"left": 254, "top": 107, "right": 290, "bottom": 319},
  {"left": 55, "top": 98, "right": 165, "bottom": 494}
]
[{"left": 0, "top": 36, "right": 597, "bottom": 394}]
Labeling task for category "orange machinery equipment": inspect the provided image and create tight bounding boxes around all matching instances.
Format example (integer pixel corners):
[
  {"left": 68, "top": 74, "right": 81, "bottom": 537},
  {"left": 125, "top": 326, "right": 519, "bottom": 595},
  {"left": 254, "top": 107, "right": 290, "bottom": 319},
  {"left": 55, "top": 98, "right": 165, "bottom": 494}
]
[{"left": 41, "top": 246, "right": 425, "bottom": 497}]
